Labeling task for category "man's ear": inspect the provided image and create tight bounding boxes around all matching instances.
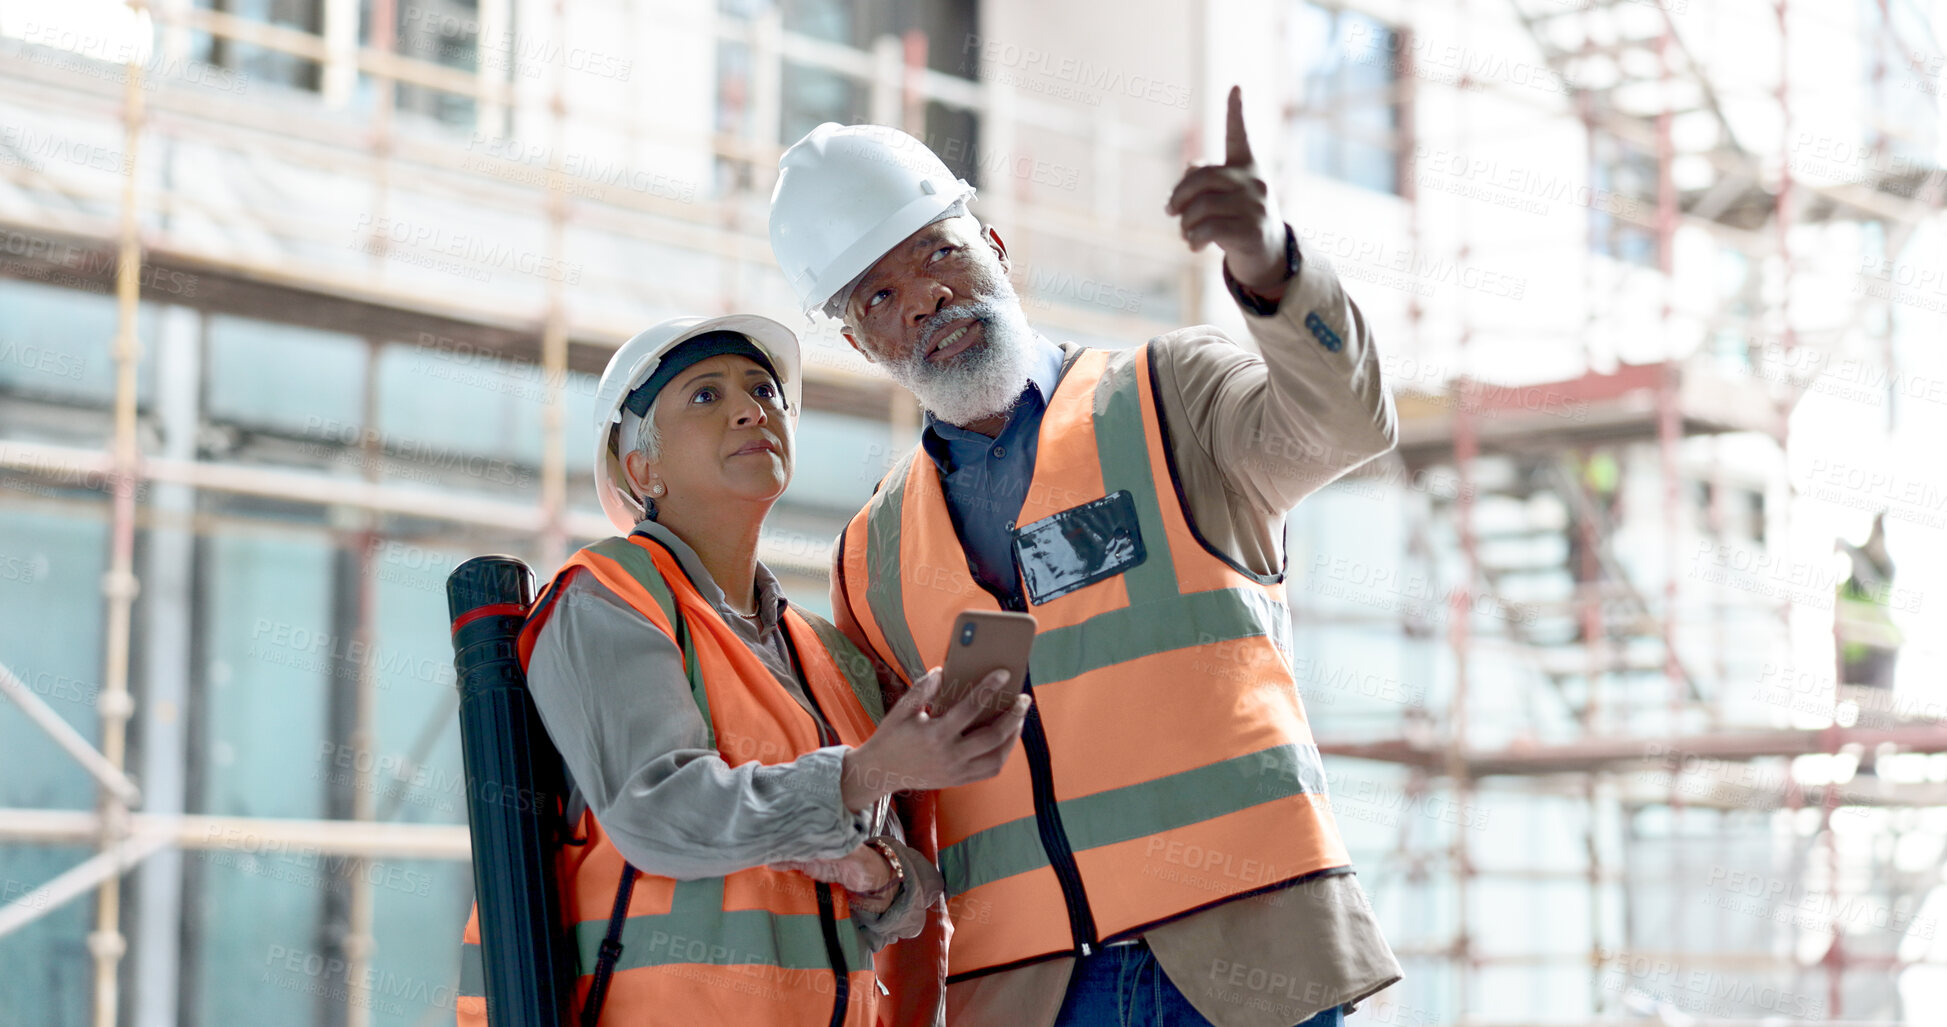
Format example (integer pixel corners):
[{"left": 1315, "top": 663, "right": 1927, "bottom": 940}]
[
  {"left": 982, "top": 225, "right": 1010, "bottom": 271},
  {"left": 840, "top": 325, "right": 874, "bottom": 363}
]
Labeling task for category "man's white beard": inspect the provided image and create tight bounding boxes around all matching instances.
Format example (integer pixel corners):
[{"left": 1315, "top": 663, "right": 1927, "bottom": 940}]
[{"left": 881, "top": 283, "right": 1036, "bottom": 428}]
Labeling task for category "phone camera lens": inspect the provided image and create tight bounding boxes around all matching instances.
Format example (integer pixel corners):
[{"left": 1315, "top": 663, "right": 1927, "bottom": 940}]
[{"left": 960, "top": 624, "right": 976, "bottom": 645}]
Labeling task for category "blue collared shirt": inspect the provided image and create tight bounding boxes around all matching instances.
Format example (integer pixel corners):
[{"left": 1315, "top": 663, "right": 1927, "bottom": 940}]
[{"left": 920, "top": 336, "right": 1067, "bottom": 603}]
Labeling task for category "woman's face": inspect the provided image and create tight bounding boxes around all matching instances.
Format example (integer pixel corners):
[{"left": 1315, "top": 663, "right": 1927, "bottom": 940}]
[{"left": 625, "top": 353, "right": 793, "bottom": 515}]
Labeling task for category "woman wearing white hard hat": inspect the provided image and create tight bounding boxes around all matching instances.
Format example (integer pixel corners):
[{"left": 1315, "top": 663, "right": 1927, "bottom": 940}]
[{"left": 454, "top": 316, "right": 1029, "bottom": 1027}]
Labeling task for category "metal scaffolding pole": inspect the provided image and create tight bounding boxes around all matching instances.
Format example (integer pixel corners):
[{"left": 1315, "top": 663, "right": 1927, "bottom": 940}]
[
  {"left": 0, "top": 831, "right": 173, "bottom": 941},
  {"left": 0, "top": 663, "right": 141, "bottom": 808},
  {"left": 92, "top": 6, "right": 149, "bottom": 1021},
  {"left": 133, "top": 304, "right": 201, "bottom": 1027},
  {"left": 0, "top": 808, "right": 470, "bottom": 856},
  {"left": 0, "top": 0, "right": 1939, "bottom": 1022},
  {"left": 538, "top": 0, "right": 572, "bottom": 572},
  {"left": 336, "top": 6, "right": 396, "bottom": 1021}
]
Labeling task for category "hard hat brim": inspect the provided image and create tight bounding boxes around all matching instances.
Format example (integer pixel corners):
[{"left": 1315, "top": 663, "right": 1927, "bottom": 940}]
[{"left": 797, "top": 184, "right": 976, "bottom": 316}]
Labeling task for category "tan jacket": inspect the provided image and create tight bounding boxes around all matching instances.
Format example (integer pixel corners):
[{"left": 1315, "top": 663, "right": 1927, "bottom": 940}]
[{"left": 835, "top": 234, "right": 1404, "bottom": 1027}]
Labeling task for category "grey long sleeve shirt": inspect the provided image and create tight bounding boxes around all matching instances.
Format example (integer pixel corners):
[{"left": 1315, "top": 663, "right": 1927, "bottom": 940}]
[{"left": 524, "top": 519, "right": 944, "bottom": 952}]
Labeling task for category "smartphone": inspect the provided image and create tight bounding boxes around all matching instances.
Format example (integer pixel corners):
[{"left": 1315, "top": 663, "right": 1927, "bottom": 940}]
[{"left": 936, "top": 610, "right": 1036, "bottom": 728}]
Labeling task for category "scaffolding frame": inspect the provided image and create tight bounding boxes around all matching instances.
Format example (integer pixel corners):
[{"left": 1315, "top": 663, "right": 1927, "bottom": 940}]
[
  {"left": 2, "top": 0, "right": 1946, "bottom": 1025},
  {"left": 0, "top": 3, "right": 1212, "bottom": 1025},
  {"left": 1311, "top": 0, "right": 1947, "bottom": 1020}
]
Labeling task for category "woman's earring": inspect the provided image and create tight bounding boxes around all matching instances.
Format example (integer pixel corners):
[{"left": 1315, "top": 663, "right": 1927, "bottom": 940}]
[{"left": 649, "top": 479, "right": 666, "bottom": 497}]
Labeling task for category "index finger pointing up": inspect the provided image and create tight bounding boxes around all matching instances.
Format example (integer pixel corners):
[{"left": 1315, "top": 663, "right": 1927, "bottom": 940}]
[{"left": 1225, "top": 85, "right": 1253, "bottom": 167}]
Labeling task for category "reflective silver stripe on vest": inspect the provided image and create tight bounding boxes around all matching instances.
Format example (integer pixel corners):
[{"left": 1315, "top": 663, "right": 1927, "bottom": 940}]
[
  {"left": 871, "top": 349, "right": 1317, "bottom": 896},
  {"left": 1090, "top": 351, "right": 1180, "bottom": 600},
  {"left": 799, "top": 610, "right": 886, "bottom": 723},
  {"left": 1028, "top": 585, "right": 1289, "bottom": 687},
  {"left": 568, "top": 877, "right": 871, "bottom": 976},
  {"left": 938, "top": 742, "right": 1330, "bottom": 895},
  {"left": 462, "top": 881, "right": 870, "bottom": 994},
  {"left": 862, "top": 451, "right": 928, "bottom": 682},
  {"left": 458, "top": 940, "right": 484, "bottom": 998},
  {"left": 584, "top": 536, "right": 713, "bottom": 744}
]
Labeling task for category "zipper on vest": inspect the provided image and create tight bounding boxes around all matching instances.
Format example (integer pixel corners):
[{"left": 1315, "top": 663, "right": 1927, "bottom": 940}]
[
  {"left": 997, "top": 557, "right": 1099, "bottom": 959},
  {"left": 1018, "top": 681, "right": 1099, "bottom": 956},
  {"left": 815, "top": 882, "right": 851, "bottom": 1027}
]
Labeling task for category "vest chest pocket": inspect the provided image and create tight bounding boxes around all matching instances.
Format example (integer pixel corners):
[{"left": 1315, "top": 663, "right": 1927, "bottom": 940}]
[{"left": 1013, "top": 490, "right": 1147, "bottom": 604}]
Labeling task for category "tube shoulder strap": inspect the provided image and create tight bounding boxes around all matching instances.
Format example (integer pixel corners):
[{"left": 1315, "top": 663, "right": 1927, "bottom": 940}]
[
  {"left": 571, "top": 535, "right": 681, "bottom": 1026},
  {"left": 579, "top": 863, "right": 638, "bottom": 1027}
]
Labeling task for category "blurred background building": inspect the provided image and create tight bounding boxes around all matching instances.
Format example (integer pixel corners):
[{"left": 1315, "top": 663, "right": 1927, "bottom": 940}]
[{"left": 1, "top": 0, "right": 1944, "bottom": 1024}]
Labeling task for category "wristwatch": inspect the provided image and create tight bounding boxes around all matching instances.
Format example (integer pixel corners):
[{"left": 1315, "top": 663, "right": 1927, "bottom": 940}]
[
  {"left": 1224, "top": 222, "right": 1301, "bottom": 316},
  {"left": 861, "top": 837, "right": 906, "bottom": 899}
]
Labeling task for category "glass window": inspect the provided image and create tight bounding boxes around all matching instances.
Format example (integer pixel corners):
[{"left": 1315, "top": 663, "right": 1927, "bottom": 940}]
[
  {"left": 193, "top": 0, "right": 324, "bottom": 92},
  {"left": 925, "top": 100, "right": 981, "bottom": 187},
  {"left": 0, "top": 278, "right": 156, "bottom": 409},
  {"left": 1590, "top": 134, "right": 1657, "bottom": 268},
  {"left": 369, "top": 858, "right": 477, "bottom": 1022},
  {"left": 175, "top": 524, "right": 494, "bottom": 1025},
  {"left": 782, "top": 0, "right": 863, "bottom": 45},
  {"left": 0, "top": 488, "right": 113, "bottom": 1027},
  {"left": 0, "top": 843, "right": 93, "bottom": 1026},
  {"left": 783, "top": 410, "right": 893, "bottom": 512},
  {"left": 0, "top": 509, "right": 109, "bottom": 811},
  {"left": 1289, "top": 4, "right": 1402, "bottom": 195},
  {"left": 191, "top": 853, "right": 471, "bottom": 1025},
  {"left": 392, "top": 0, "right": 481, "bottom": 129},
  {"left": 368, "top": 551, "right": 467, "bottom": 825},
  {"left": 376, "top": 341, "right": 597, "bottom": 489},
  {"left": 184, "top": 846, "right": 328, "bottom": 1025},
  {"left": 779, "top": 63, "right": 871, "bottom": 147},
  {"left": 909, "top": 0, "right": 979, "bottom": 79},
  {"left": 184, "top": 529, "right": 334, "bottom": 1022},
  {"left": 361, "top": 563, "right": 475, "bottom": 1022},
  {"left": 718, "top": 0, "right": 982, "bottom": 148},
  {"left": 206, "top": 315, "right": 366, "bottom": 435},
  {"left": 714, "top": 36, "right": 758, "bottom": 196},
  {"left": 767, "top": 0, "right": 977, "bottom": 65},
  {"left": 716, "top": 36, "right": 754, "bottom": 139},
  {"left": 197, "top": 531, "right": 336, "bottom": 820}
]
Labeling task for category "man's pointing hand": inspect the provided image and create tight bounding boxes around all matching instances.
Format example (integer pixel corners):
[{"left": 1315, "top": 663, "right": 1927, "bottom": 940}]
[{"left": 1165, "top": 85, "right": 1290, "bottom": 303}]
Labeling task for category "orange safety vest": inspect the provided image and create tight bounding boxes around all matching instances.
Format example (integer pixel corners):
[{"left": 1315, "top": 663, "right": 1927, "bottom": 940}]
[
  {"left": 456, "top": 533, "right": 885, "bottom": 1026},
  {"left": 837, "top": 345, "right": 1352, "bottom": 981}
]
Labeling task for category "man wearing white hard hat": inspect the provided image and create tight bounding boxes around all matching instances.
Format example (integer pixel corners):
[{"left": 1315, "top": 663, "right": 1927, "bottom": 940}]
[
  {"left": 771, "top": 88, "right": 1401, "bottom": 1027},
  {"left": 454, "top": 316, "right": 1029, "bottom": 1025}
]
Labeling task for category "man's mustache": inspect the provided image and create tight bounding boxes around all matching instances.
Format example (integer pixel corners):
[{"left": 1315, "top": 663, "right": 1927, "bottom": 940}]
[{"left": 913, "top": 301, "right": 998, "bottom": 354}]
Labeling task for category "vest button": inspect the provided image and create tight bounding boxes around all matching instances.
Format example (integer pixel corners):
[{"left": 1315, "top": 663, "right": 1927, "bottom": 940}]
[{"left": 992, "top": 445, "right": 1006, "bottom": 459}]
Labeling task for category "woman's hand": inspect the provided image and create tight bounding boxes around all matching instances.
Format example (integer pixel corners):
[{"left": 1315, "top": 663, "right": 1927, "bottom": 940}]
[
  {"left": 840, "top": 667, "right": 1030, "bottom": 811},
  {"left": 769, "top": 844, "right": 898, "bottom": 914}
]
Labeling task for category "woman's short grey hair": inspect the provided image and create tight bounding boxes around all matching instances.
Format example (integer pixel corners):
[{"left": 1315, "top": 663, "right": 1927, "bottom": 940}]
[{"left": 630, "top": 395, "right": 664, "bottom": 466}]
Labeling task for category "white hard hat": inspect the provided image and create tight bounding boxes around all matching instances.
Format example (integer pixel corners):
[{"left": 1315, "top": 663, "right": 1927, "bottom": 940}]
[
  {"left": 592, "top": 314, "right": 802, "bottom": 532},
  {"left": 769, "top": 122, "right": 977, "bottom": 317}
]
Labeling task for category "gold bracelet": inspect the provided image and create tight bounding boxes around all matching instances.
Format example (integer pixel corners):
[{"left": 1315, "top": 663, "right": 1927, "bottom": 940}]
[{"left": 861, "top": 837, "right": 905, "bottom": 899}]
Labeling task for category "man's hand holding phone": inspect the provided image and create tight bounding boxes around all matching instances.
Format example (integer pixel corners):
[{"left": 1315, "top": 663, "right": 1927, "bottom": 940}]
[{"left": 840, "top": 667, "right": 1029, "bottom": 811}]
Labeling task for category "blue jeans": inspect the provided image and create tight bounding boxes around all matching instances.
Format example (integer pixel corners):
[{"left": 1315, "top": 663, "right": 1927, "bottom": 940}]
[{"left": 1051, "top": 942, "right": 1347, "bottom": 1027}]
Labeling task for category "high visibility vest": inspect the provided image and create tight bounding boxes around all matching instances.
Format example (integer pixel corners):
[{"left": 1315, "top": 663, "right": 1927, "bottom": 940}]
[
  {"left": 838, "top": 345, "right": 1352, "bottom": 981},
  {"left": 456, "top": 533, "right": 885, "bottom": 1026}
]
